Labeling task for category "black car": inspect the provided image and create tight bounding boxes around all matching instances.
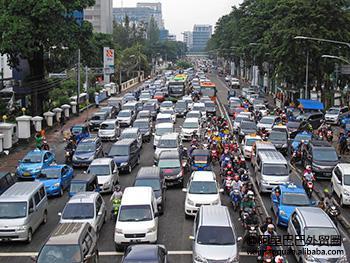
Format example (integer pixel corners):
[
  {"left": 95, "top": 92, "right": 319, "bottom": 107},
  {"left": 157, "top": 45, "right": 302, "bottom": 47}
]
[
  {"left": 174, "top": 100, "right": 188, "bottom": 117},
  {"left": 72, "top": 137, "right": 103, "bottom": 167},
  {"left": 134, "top": 167, "right": 166, "bottom": 213},
  {"left": 302, "top": 140, "right": 339, "bottom": 178},
  {"left": 133, "top": 118, "right": 152, "bottom": 142},
  {"left": 122, "top": 244, "right": 168, "bottom": 263},
  {"left": 238, "top": 120, "right": 257, "bottom": 141},
  {"left": 100, "top": 105, "right": 118, "bottom": 118},
  {"left": 107, "top": 139, "right": 140, "bottom": 173},
  {"left": 0, "top": 172, "right": 16, "bottom": 195},
  {"left": 204, "top": 101, "right": 216, "bottom": 116},
  {"left": 296, "top": 112, "right": 324, "bottom": 130},
  {"left": 268, "top": 130, "right": 288, "bottom": 155},
  {"left": 143, "top": 102, "right": 158, "bottom": 120},
  {"left": 158, "top": 151, "right": 184, "bottom": 187},
  {"left": 89, "top": 111, "right": 109, "bottom": 131}
]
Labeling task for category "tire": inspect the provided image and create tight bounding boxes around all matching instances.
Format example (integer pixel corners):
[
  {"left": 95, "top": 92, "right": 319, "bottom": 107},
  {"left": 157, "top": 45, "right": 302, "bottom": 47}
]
[
  {"left": 26, "top": 229, "right": 32, "bottom": 243},
  {"left": 185, "top": 213, "right": 191, "bottom": 220},
  {"left": 42, "top": 211, "right": 48, "bottom": 225}
]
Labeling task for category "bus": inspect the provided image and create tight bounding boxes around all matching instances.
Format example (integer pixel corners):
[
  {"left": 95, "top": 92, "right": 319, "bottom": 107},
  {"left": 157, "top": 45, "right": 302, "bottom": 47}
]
[
  {"left": 200, "top": 81, "right": 217, "bottom": 101},
  {"left": 167, "top": 74, "right": 188, "bottom": 101}
]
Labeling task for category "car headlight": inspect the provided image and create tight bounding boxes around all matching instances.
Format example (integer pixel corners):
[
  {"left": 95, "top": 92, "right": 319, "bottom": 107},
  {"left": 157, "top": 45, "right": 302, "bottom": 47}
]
[
  {"left": 212, "top": 199, "right": 220, "bottom": 205},
  {"left": 53, "top": 183, "right": 60, "bottom": 188},
  {"left": 104, "top": 181, "right": 111, "bottom": 186},
  {"left": 344, "top": 190, "right": 350, "bottom": 196},
  {"left": 228, "top": 255, "right": 239, "bottom": 263},
  {"left": 72, "top": 155, "right": 78, "bottom": 161},
  {"left": 120, "top": 162, "right": 128, "bottom": 166},
  {"left": 279, "top": 210, "right": 287, "bottom": 216},
  {"left": 194, "top": 255, "right": 208, "bottom": 263},
  {"left": 261, "top": 179, "right": 267, "bottom": 184},
  {"left": 16, "top": 225, "right": 27, "bottom": 231},
  {"left": 147, "top": 225, "right": 157, "bottom": 233},
  {"left": 187, "top": 199, "right": 195, "bottom": 206},
  {"left": 115, "top": 228, "right": 123, "bottom": 234}
]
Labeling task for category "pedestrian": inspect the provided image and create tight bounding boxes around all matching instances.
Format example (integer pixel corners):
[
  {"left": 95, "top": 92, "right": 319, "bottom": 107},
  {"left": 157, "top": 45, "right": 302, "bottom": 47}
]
[
  {"left": 95, "top": 93, "right": 99, "bottom": 108},
  {"left": 35, "top": 131, "right": 43, "bottom": 149},
  {"left": 339, "top": 132, "right": 347, "bottom": 154}
]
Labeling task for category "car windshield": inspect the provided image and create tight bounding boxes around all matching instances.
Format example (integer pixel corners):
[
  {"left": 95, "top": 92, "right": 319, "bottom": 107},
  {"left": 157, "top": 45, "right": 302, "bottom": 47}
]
[
  {"left": 156, "top": 127, "right": 173, "bottom": 136},
  {"left": 241, "top": 122, "right": 257, "bottom": 130},
  {"left": 176, "top": 102, "right": 186, "bottom": 108},
  {"left": 22, "top": 152, "right": 43, "bottom": 163},
  {"left": 189, "top": 181, "right": 217, "bottom": 194},
  {"left": 197, "top": 226, "right": 235, "bottom": 245},
  {"left": 37, "top": 245, "right": 81, "bottom": 263},
  {"left": 260, "top": 118, "right": 274, "bottom": 124},
  {"left": 41, "top": 168, "right": 61, "bottom": 179},
  {"left": 305, "top": 227, "right": 339, "bottom": 245},
  {"left": 246, "top": 138, "right": 261, "bottom": 146},
  {"left": 294, "top": 134, "right": 312, "bottom": 142},
  {"left": 183, "top": 122, "right": 198, "bottom": 129},
  {"left": 156, "top": 118, "right": 172, "bottom": 124},
  {"left": 155, "top": 92, "right": 163, "bottom": 97},
  {"left": 134, "top": 179, "right": 161, "bottom": 191},
  {"left": 100, "top": 123, "right": 115, "bottom": 130},
  {"left": 91, "top": 114, "right": 103, "bottom": 120},
  {"left": 235, "top": 116, "right": 248, "bottom": 123},
  {"left": 230, "top": 102, "right": 241, "bottom": 108},
  {"left": 158, "top": 159, "right": 180, "bottom": 168},
  {"left": 313, "top": 148, "right": 338, "bottom": 162},
  {"left": 120, "top": 132, "right": 137, "bottom": 139},
  {"left": 71, "top": 126, "right": 83, "bottom": 133},
  {"left": 158, "top": 139, "right": 177, "bottom": 148},
  {"left": 62, "top": 203, "right": 94, "bottom": 219},
  {"left": 109, "top": 145, "right": 129, "bottom": 156},
  {"left": 205, "top": 102, "right": 215, "bottom": 108},
  {"left": 263, "top": 164, "right": 288, "bottom": 176},
  {"left": 187, "top": 113, "right": 200, "bottom": 118},
  {"left": 327, "top": 109, "right": 340, "bottom": 114},
  {"left": 269, "top": 131, "right": 287, "bottom": 141},
  {"left": 193, "top": 155, "right": 209, "bottom": 163},
  {"left": 88, "top": 165, "right": 110, "bottom": 176},
  {"left": 118, "top": 205, "right": 153, "bottom": 222},
  {"left": 118, "top": 111, "right": 131, "bottom": 117},
  {"left": 134, "top": 121, "right": 149, "bottom": 129},
  {"left": 193, "top": 105, "right": 205, "bottom": 112},
  {"left": 76, "top": 142, "right": 95, "bottom": 153},
  {"left": 69, "top": 183, "right": 87, "bottom": 193},
  {"left": 0, "top": 202, "right": 27, "bottom": 218},
  {"left": 161, "top": 102, "right": 173, "bottom": 108},
  {"left": 282, "top": 193, "right": 310, "bottom": 206}
]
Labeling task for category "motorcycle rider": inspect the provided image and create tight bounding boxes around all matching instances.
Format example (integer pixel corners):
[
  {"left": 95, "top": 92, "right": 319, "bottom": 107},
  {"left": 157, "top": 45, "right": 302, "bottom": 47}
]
[
  {"left": 240, "top": 191, "right": 256, "bottom": 212},
  {"left": 264, "top": 224, "right": 278, "bottom": 237},
  {"left": 260, "top": 216, "right": 275, "bottom": 233},
  {"left": 230, "top": 175, "right": 243, "bottom": 191},
  {"left": 110, "top": 185, "right": 123, "bottom": 202},
  {"left": 323, "top": 188, "right": 332, "bottom": 208},
  {"left": 302, "top": 165, "right": 315, "bottom": 187},
  {"left": 220, "top": 149, "right": 231, "bottom": 166}
]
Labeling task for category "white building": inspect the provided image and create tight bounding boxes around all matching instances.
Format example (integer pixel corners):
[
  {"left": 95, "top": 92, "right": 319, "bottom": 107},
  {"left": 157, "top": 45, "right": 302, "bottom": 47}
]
[
  {"left": 84, "top": 0, "right": 113, "bottom": 34},
  {"left": 182, "top": 31, "right": 193, "bottom": 50},
  {"left": 136, "top": 2, "right": 164, "bottom": 29}
]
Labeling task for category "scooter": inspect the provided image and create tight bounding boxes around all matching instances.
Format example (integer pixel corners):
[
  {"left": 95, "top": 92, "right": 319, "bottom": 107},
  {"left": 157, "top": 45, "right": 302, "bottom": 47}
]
[
  {"left": 326, "top": 205, "right": 340, "bottom": 226},
  {"left": 230, "top": 189, "right": 241, "bottom": 211},
  {"left": 111, "top": 198, "right": 121, "bottom": 221},
  {"left": 303, "top": 178, "right": 314, "bottom": 198},
  {"left": 326, "top": 130, "right": 333, "bottom": 142}
]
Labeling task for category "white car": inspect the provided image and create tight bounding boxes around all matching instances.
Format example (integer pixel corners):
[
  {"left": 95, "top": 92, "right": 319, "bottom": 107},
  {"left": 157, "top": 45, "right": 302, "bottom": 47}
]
[
  {"left": 193, "top": 102, "right": 207, "bottom": 118},
  {"left": 186, "top": 110, "right": 205, "bottom": 125},
  {"left": 87, "top": 158, "right": 119, "bottom": 193},
  {"left": 183, "top": 171, "right": 223, "bottom": 217},
  {"left": 98, "top": 119, "right": 120, "bottom": 141},
  {"left": 153, "top": 122, "right": 174, "bottom": 148},
  {"left": 160, "top": 101, "right": 174, "bottom": 112},
  {"left": 154, "top": 133, "right": 181, "bottom": 163},
  {"left": 233, "top": 114, "right": 250, "bottom": 131},
  {"left": 254, "top": 104, "right": 269, "bottom": 117},
  {"left": 182, "top": 96, "right": 194, "bottom": 110},
  {"left": 59, "top": 192, "right": 106, "bottom": 233},
  {"left": 257, "top": 116, "right": 281, "bottom": 131},
  {"left": 117, "top": 110, "right": 134, "bottom": 127},
  {"left": 161, "top": 108, "right": 176, "bottom": 123},
  {"left": 325, "top": 106, "right": 349, "bottom": 124},
  {"left": 241, "top": 135, "right": 262, "bottom": 159},
  {"left": 181, "top": 117, "right": 201, "bottom": 141},
  {"left": 331, "top": 163, "right": 350, "bottom": 206}
]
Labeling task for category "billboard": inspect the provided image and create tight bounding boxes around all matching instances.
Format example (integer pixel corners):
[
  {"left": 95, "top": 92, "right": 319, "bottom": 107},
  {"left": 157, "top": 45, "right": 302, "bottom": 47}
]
[{"left": 103, "top": 47, "right": 115, "bottom": 74}]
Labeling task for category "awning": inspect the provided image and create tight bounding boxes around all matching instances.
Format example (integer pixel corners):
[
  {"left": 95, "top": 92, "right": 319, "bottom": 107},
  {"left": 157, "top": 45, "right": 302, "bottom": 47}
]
[{"left": 297, "top": 99, "right": 324, "bottom": 110}]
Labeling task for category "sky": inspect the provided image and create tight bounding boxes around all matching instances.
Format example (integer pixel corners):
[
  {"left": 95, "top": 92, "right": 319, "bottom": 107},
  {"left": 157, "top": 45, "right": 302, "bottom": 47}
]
[{"left": 113, "top": 0, "right": 243, "bottom": 40}]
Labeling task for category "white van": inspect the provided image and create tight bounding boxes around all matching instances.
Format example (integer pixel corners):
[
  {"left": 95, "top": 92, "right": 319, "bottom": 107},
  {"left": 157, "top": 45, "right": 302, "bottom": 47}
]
[
  {"left": 251, "top": 141, "right": 277, "bottom": 167},
  {"left": 255, "top": 151, "right": 290, "bottom": 193},
  {"left": 114, "top": 187, "right": 159, "bottom": 251},
  {"left": 0, "top": 181, "right": 48, "bottom": 242}
]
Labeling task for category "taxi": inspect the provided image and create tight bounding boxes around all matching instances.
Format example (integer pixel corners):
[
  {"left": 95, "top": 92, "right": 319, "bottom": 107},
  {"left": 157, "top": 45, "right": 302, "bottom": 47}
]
[
  {"left": 241, "top": 134, "right": 262, "bottom": 159},
  {"left": 271, "top": 183, "right": 315, "bottom": 227}
]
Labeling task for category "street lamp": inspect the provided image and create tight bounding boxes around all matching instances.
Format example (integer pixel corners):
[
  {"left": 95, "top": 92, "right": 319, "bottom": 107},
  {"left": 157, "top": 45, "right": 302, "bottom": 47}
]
[
  {"left": 321, "top": 55, "right": 350, "bottom": 65},
  {"left": 294, "top": 36, "right": 350, "bottom": 49}
]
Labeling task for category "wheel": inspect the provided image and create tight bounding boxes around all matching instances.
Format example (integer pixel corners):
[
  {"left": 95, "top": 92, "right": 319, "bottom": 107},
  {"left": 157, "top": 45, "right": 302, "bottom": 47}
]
[
  {"left": 26, "top": 229, "right": 33, "bottom": 243},
  {"left": 128, "top": 165, "right": 132, "bottom": 174},
  {"left": 59, "top": 187, "right": 64, "bottom": 197},
  {"left": 42, "top": 211, "right": 48, "bottom": 225}
]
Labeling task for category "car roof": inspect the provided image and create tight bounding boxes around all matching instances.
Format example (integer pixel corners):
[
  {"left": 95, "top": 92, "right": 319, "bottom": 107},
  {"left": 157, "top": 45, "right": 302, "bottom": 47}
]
[
  {"left": 124, "top": 244, "right": 160, "bottom": 260},
  {"left": 101, "top": 119, "right": 117, "bottom": 124},
  {"left": 42, "top": 165, "right": 65, "bottom": 170},
  {"left": 337, "top": 163, "right": 350, "bottom": 172},
  {"left": 296, "top": 207, "right": 335, "bottom": 228},
  {"left": 155, "top": 123, "right": 174, "bottom": 128},
  {"left": 80, "top": 137, "right": 99, "bottom": 143},
  {"left": 0, "top": 182, "right": 43, "bottom": 201},
  {"left": 280, "top": 183, "right": 305, "bottom": 194},
  {"left": 184, "top": 117, "right": 199, "bottom": 123},
  {"left": 134, "top": 118, "right": 149, "bottom": 123},
  {"left": 122, "top": 128, "right": 139, "bottom": 133},
  {"left": 71, "top": 173, "right": 96, "bottom": 182},
  {"left": 114, "top": 138, "right": 136, "bottom": 146},
  {"left": 160, "top": 133, "right": 179, "bottom": 140},
  {"left": 310, "top": 140, "right": 332, "bottom": 147},
  {"left": 157, "top": 113, "right": 172, "bottom": 118},
  {"left": 200, "top": 205, "right": 231, "bottom": 227},
  {"left": 121, "top": 187, "right": 153, "bottom": 206},
  {"left": 136, "top": 167, "right": 160, "bottom": 179},
  {"left": 46, "top": 222, "right": 90, "bottom": 245},
  {"left": 68, "top": 192, "right": 99, "bottom": 203},
  {"left": 191, "top": 172, "right": 215, "bottom": 182},
  {"left": 159, "top": 150, "right": 180, "bottom": 159},
  {"left": 119, "top": 109, "right": 132, "bottom": 113},
  {"left": 90, "top": 158, "right": 112, "bottom": 165}
]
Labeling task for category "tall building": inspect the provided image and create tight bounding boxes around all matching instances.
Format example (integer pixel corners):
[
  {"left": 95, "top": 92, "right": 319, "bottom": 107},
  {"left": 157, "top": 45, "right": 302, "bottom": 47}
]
[
  {"left": 192, "top": 24, "right": 212, "bottom": 52},
  {"left": 159, "top": 29, "right": 169, "bottom": 41},
  {"left": 182, "top": 31, "right": 193, "bottom": 51},
  {"left": 136, "top": 2, "right": 164, "bottom": 29},
  {"left": 84, "top": 0, "right": 113, "bottom": 34},
  {"left": 167, "top": 34, "right": 177, "bottom": 41},
  {"left": 113, "top": 7, "right": 157, "bottom": 25}
]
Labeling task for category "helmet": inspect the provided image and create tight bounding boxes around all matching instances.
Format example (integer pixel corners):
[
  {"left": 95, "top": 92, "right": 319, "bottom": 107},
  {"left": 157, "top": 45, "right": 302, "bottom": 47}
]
[
  {"left": 247, "top": 190, "right": 254, "bottom": 198},
  {"left": 275, "top": 256, "right": 284, "bottom": 263},
  {"left": 301, "top": 140, "right": 305, "bottom": 143},
  {"left": 265, "top": 216, "right": 273, "bottom": 223},
  {"left": 267, "top": 224, "right": 275, "bottom": 230},
  {"left": 114, "top": 185, "right": 121, "bottom": 192},
  {"left": 262, "top": 127, "right": 266, "bottom": 131},
  {"left": 324, "top": 188, "right": 329, "bottom": 194},
  {"left": 306, "top": 165, "right": 311, "bottom": 171},
  {"left": 234, "top": 175, "right": 240, "bottom": 181},
  {"left": 227, "top": 163, "right": 232, "bottom": 169}
]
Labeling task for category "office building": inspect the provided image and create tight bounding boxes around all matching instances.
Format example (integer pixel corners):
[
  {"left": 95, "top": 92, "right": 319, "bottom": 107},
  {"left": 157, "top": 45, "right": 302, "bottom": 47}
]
[
  {"left": 136, "top": 2, "right": 164, "bottom": 29},
  {"left": 168, "top": 34, "right": 177, "bottom": 41},
  {"left": 183, "top": 31, "right": 193, "bottom": 51},
  {"left": 113, "top": 7, "right": 156, "bottom": 25},
  {"left": 84, "top": 0, "right": 113, "bottom": 34},
  {"left": 192, "top": 24, "right": 212, "bottom": 52},
  {"left": 160, "top": 29, "right": 169, "bottom": 41}
]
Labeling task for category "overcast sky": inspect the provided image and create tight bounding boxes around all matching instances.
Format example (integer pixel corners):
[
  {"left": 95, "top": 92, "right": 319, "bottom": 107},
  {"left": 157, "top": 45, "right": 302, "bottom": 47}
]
[{"left": 113, "top": 0, "right": 243, "bottom": 40}]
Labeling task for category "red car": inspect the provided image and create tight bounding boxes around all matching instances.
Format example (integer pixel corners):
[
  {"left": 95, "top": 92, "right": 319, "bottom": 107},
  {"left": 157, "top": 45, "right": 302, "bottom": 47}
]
[{"left": 154, "top": 92, "right": 165, "bottom": 102}]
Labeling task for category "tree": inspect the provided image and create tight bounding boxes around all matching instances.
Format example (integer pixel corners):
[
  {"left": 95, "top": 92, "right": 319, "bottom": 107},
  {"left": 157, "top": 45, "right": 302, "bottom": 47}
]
[{"left": 0, "top": 0, "right": 95, "bottom": 115}]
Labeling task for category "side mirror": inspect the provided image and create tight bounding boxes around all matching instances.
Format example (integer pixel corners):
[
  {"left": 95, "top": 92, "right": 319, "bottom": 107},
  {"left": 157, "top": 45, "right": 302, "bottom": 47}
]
[
  {"left": 58, "top": 212, "right": 62, "bottom": 217},
  {"left": 182, "top": 188, "right": 187, "bottom": 192},
  {"left": 29, "top": 208, "right": 34, "bottom": 214},
  {"left": 189, "top": 235, "right": 195, "bottom": 240},
  {"left": 104, "top": 152, "right": 109, "bottom": 156}
]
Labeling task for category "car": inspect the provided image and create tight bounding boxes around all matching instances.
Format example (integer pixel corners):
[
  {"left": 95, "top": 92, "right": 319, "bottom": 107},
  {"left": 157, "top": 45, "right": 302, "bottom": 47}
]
[
  {"left": 16, "top": 150, "right": 56, "bottom": 180},
  {"left": 257, "top": 116, "right": 282, "bottom": 131},
  {"left": 153, "top": 122, "right": 174, "bottom": 148},
  {"left": 186, "top": 110, "right": 205, "bottom": 125},
  {"left": 233, "top": 114, "right": 250, "bottom": 132},
  {"left": 241, "top": 134, "right": 262, "bottom": 159},
  {"left": 154, "top": 91, "right": 165, "bottom": 102},
  {"left": 183, "top": 171, "right": 223, "bottom": 217},
  {"left": 72, "top": 137, "right": 103, "bottom": 167},
  {"left": 154, "top": 133, "right": 182, "bottom": 164},
  {"left": 204, "top": 100, "right": 216, "bottom": 115},
  {"left": 155, "top": 113, "right": 173, "bottom": 125},
  {"left": 254, "top": 104, "right": 269, "bottom": 116},
  {"left": 161, "top": 108, "right": 176, "bottom": 123},
  {"left": 325, "top": 106, "right": 349, "bottom": 124},
  {"left": 182, "top": 96, "right": 194, "bottom": 110},
  {"left": 229, "top": 106, "right": 245, "bottom": 118},
  {"left": 70, "top": 123, "right": 90, "bottom": 143},
  {"left": 59, "top": 192, "right": 107, "bottom": 233},
  {"left": 271, "top": 183, "right": 315, "bottom": 226},
  {"left": 134, "top": 167, "right": 166, "bottom": 213},
  {"left": 122, "top": 93, "right": 136, "bottom": 104},
  {"left": 230, "top": 77, "right": 240, "bottom": 88},
  {"left": 181, "top": 117, "right": 201, "bottom": 141},
  {"left": 174, "top": 100, "right": 188, "bottom": 117},
  {"left": 117, "top": 110, "right": 135, "bottom": 127},
  {"left": 99, "top": 105, "right": 118, "bottom": 118},
  {"left": 268, "top": 130, "right": 288, "bottom": 154},
  {"left": 296, "top": 112, "right": 324, "bottom": 129},
  {"left": 158, "top": 151, "right": 185, "bottom": 187},
  {"left": 193, "top": 102, "right": 206, "bottom": 117},
  {"left": 227, "top": 89, "right": 237, "bottom": 100},
  {"left": 189, "top": 149, "right": 212, "bottom": 172},
  {"left": 331, "top": 163, "right": 350, "bottom": 206},
  {"left": 142, "top": 103, "right": 157, "bottom": 119},
  {"left": 37, "top": 165, "right": 73, "bottom": 197},
  {"left": 87, "top": 158, "right": 119, "bottom": 193},
  {"left": 159, "top": 101, "right": 174, "bottom": 112},
  {"left": 139, "top": 92, "right": 152, "bottom": 103},
  {"left": 133, "top": 118, "right": 152, "bottom": 142},
  {"left": 69, "top": 173, "right": 99, "bottom": 197},
  {"left": 107, "top": 139, "right": 141, "bottom": 173},
  {"left": 120, "top": 127, "right": 142, "bottom": 149},
  {"left": 291, "top": 131, "right": 313, "bottom": 152},
  {"left": 302, "top": 140, "right": 339, "bottom": 178},
  {"left": 98, "top": 119, "right": 120, "bottom": 141},
  {"left": 35, "top": 222, "right": 99, "bottom": 263},
  {"left": 121, "top": 244, "right": 168, "bottom": 263},
  {"left": 238, "top": 120, "right": 257, "bottom": 141},
  {"left": 136, "top": 110, "right": 152, "bottom": 120},
  {"left": 88, "top": 111, "right": 109, "bottom": 131},
  {"left": 191, "top": 205, "right": 239, "bottom": 263},
  {"left": 0, "top": 172, "right": 16, "bottom": 195}
]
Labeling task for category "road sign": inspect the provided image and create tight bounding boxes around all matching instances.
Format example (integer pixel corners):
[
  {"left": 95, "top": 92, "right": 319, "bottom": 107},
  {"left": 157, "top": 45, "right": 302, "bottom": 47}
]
[{"left": 103, "top": 47, "right": 115, "bottom": 83}]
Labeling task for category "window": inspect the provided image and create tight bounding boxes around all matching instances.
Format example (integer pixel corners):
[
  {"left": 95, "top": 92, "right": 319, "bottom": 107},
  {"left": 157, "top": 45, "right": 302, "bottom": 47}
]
[
  {"left": 334, "top": 167, "right": 342, "bottom": 183},
  {"left": 34, "top": 192, "right": 41, "bottom": 206},
  {"left": 195, "top": 211, "right": 200, "bottom": 232},
  {"left": 95, "top": 199, "right": 101, "bottom": 216},
  {"left": 29, "top": 198, "right": 34, "bottom": 212},
  {"left": 291, "top": 213, "right": 301, "bottom": 235},
  {"left": 44, "top": 153, "right": 49, "bottom": 162},
  {"left": 39, "top": 187, "right": 46, "bottom": 200}
]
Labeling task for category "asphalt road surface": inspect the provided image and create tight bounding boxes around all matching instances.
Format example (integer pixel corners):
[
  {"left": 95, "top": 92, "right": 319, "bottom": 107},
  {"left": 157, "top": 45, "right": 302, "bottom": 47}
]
[{"left": 1, "top": 74, "right": 349, "bottom": 263}]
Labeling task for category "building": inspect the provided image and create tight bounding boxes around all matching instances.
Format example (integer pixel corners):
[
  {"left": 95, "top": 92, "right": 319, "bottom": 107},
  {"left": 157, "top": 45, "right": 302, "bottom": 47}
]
[
  {"left": 113, "top": 7, "right": 157, "bottom": 26},
  {"left": 192, "top": 24, "right": 212, "bottom": 52},
  {"left": 159, "top": 29, "right": 169, "bottom": 41},
  {"left": 167, "top": 34, "right": 177, "bottom": 41},
  {"left": 136, "top": 2, "right": 164, "bottom": 29},
  {"left": 182, "top": 31, "right": 193, "bottom": 51},
  {"left": 84, "top": 0, "right": 113, "bottom": 34}
]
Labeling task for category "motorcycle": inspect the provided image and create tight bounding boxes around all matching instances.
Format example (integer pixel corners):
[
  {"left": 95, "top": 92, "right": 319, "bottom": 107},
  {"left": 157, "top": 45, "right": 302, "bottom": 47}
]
[
  {"left": 303, "top": 178, "right": 314, "bottom": 198},
  {"left": 230, "top": 189, "right": 241, "bottom": 211},
  {"left": 64, "top": 141, "right": 76, "bottom": 164},
  {"left": 224, "top": 174, "right": 234, "bottom": 194},
  {"left": 291, "top": 149, "right": 302, "bottom": 164},
  {"left": 41, "top": 140, "right": 50, "bottom": 151},
  {"left": 211, "top": 149, "right": 219, "bottom": 162},
  {"left": 111, "top": 198, "right": 121, "bottom": 221},
  {"left": 326, "top": 130, "right": 333, "bottom": 142},
  {"left": 326, "top": 205, "right": 340, "bottom": 226}
]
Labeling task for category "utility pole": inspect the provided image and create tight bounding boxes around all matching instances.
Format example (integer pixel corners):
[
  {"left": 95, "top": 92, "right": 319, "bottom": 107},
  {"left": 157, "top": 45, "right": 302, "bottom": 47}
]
[
  {"left": 0, "top": 55, "right": 4, "bottom": 89},
  {"left": 77, "top": 49, "right": 81, "bottom": 116},
  {"left": 305, "top": 49, "right": 309, "bottom": 99},
  {"left": 85, "top": 66, "right": 89, "bottom": 92}
]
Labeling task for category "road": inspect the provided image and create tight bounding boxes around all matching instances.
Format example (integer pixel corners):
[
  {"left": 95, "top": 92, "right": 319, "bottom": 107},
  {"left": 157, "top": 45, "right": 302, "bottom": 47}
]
[{"left": 1, "top": 73, "right": 349, "bottom": 263}]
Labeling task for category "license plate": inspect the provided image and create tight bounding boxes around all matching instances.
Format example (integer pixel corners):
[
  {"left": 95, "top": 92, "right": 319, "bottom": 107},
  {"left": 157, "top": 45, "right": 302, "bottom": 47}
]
[
  {"left": 24, "top": 172, "right": 30, "bottom": 176},
  {"left": 324, "top": 172, "right": 331, "bottom": 176},
  {"left": 130, "top": 239, "right": 141, "bottom": 243}
]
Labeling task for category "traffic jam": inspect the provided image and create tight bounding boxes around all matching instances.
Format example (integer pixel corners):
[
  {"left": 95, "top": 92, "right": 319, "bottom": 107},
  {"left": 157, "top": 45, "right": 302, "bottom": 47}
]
[{"left": 0, "top": 60, "right": 349, "bottom": 263}]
